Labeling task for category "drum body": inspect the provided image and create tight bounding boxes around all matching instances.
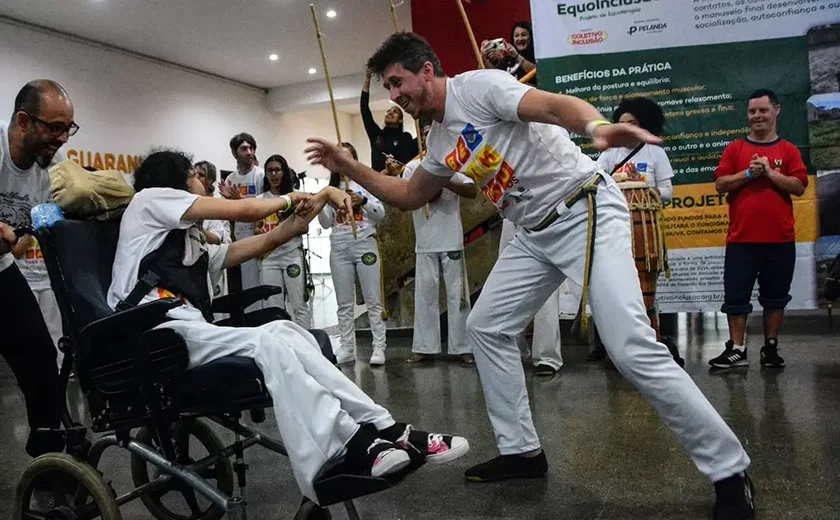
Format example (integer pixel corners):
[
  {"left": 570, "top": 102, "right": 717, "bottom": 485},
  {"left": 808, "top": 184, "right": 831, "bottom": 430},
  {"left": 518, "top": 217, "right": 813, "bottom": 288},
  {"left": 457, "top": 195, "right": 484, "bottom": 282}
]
[{"left": 618, "top": 182, "right": 666, "bottom": 338}]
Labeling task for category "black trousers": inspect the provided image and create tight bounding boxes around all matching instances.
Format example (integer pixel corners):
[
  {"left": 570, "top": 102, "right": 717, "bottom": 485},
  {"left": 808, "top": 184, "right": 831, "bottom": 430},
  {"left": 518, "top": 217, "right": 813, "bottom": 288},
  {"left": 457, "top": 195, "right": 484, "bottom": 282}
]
[{"left": 0, "top": 264, "right": 64, "bottom": 456}]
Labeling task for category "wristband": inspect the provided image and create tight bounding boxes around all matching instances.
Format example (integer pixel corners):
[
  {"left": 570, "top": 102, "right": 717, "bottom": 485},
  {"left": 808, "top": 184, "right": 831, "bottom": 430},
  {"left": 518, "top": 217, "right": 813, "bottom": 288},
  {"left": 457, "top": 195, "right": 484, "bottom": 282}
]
[
  {"left": 585, "top": 120, "right": 611, "bottom": 137},
  {"left": 745, "top": 168, "right": 752, "bottom": 181},
  {"left": 280, "top": 194, "right": 293, "bottom": 211}
]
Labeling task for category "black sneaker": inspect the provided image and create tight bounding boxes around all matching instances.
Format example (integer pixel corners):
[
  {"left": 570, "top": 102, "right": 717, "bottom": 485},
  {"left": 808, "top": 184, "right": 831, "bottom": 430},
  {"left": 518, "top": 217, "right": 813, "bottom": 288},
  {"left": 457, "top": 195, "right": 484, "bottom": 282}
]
[
  {"left": 760, "top": 339, "right": 785, "bottom": 368},
  {"left": 464, "top": 451, "right": 548, "bottom": 482},
  {"left": 713, "top": 472, "right": 755, "bottom": 520},
  {"left": 709, "top": 341, "right": 749, "bottom": 369}
]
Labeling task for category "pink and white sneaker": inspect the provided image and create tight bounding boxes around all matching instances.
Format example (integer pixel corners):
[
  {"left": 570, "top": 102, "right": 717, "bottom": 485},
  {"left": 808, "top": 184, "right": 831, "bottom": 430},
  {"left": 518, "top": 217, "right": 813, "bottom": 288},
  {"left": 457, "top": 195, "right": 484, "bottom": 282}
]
[
  {"left": 367, "top": 439, "right": 411, "bottom": 477},
  {"left": 396, "top": 424, "right": 470, "bottom": 464}
]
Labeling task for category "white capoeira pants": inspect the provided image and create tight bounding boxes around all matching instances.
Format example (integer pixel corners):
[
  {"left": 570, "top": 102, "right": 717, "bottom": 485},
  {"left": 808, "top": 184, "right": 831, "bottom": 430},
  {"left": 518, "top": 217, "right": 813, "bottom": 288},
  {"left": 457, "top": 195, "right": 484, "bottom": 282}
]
[
  {"left": 31, "top": 287, "right": 63, "bottom": 368},
  {"left": 330, "top": 236, "right": 387, "bottom": 353},
  {"left": 159, "top": 319, "right": 394, "bottom": 503},
  {"left": 261, "top": 249, "right": 313, "bottom": 329},
  {"left": 233, "top": 222, "right": 263, "bottom": 312},
  {"left": 499, "top": 219, "right": 563, "bottom": 370},
  {"left": 412, "top": 251, "right": 471, "bottom": 355},
  {"left": 470, "top": 174, "right": 750, "bottom": 482}
]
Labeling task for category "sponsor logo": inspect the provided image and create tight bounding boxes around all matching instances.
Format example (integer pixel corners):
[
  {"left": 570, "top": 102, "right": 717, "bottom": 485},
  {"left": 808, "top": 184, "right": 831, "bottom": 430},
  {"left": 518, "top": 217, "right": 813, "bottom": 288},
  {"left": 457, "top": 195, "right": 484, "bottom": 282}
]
[
  {"left": 557, "top": 0, "right": 660, "bottom": 19},
  {"left": 361, "top": 252, "right": 378, "bottom": 266},
  {"left": 461, "top": 124, "right": 483, "bottom": 151},
  {"left": 627, "top": 21, "right": 667, "bottom": 35},
  {"left": 774, "top": 158, "right": 783, "bottom": 168},
  {"left": 480, "top": 161, "right": 519, "bottom": 204},
  {"left": 568, "top": 30, "right": 607, "bottom": 45},
  {"left": 286, "top": 264, "right": 302, "bottom": 278}
]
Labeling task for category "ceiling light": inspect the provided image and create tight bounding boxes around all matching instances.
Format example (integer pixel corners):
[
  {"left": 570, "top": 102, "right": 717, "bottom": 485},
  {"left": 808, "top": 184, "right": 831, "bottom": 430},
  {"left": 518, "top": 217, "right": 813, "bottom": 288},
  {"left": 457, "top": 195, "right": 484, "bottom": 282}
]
[
  {"left": 269, "top": 53, "right": 279, "bottom": 61},
  {"left": 326, "top": 9, "right": 337, "bottom": 18},
  {"left": 308, "top": 68, "right": 317, "bottom": 74}
]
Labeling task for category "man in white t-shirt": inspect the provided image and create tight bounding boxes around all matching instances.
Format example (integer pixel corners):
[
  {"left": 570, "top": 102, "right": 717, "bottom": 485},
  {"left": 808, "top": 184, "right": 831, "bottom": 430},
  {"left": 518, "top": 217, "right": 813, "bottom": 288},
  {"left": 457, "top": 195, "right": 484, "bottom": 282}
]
[
  {"left": 219, "top": 133, "right": 265, "bottom": 309},
  {"left": 0, "top": 80, "right": 76, "bottom": 456},
  {"left": 304, "top": 33, "right": 755, "bottom": 518},
  {"left": 402, "top": 120, "right": 478, "bottom": 364}
]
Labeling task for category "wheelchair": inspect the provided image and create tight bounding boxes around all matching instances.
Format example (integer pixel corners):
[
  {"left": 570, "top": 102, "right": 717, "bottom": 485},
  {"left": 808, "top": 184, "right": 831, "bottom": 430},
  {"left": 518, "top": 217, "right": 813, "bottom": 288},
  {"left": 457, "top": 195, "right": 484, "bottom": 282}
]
[{"left": 12, "top": 218, "right": 415, "bottom": 520}]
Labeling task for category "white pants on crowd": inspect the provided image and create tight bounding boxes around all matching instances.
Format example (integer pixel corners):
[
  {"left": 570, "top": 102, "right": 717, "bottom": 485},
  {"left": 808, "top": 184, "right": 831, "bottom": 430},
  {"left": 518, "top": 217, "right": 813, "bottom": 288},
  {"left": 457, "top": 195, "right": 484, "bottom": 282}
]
[
  {"left": 330, "top": 235, "right": 386, "bottom": 353},
  {"left": 470, "top": 174, "right": 750, "bottom": 482},
  {"left": 31, "top": 287, "right": 63, "bottom": 368},
  {"left": 159, "top": 319, "right": 394, "bottom": 503},
  {"left": 412, "top": 251, "right": 471, "bottom": 355},
  {"left": 499, "top": 219, "right": 563, "bottom": 370},
  {"left": 260, "top": 249, "right": 313, "bottom": 329}
]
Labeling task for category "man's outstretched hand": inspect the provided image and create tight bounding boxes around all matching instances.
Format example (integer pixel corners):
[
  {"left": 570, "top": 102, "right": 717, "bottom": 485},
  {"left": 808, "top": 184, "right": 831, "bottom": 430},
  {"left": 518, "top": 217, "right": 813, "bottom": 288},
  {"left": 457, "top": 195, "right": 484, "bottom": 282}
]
[
  {"left": 591, "top": 123, "right": 662, "bottom": 151},
  {"left": 305, "top": 138, "right": 356, "bottom": 177}
]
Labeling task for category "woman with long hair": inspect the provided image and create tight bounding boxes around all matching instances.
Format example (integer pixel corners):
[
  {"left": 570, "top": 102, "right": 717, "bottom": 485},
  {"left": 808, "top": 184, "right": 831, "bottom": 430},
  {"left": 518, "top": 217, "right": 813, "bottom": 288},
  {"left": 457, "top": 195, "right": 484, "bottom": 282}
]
[
  {"left": 318, "top": 143, "right": 388, "bottom": 366},
  {"left": 256, "top": 154, "right": 312, "bottom": 328},
  {"left": 481, "top": 21, "right": 537, "bottom": 86}
]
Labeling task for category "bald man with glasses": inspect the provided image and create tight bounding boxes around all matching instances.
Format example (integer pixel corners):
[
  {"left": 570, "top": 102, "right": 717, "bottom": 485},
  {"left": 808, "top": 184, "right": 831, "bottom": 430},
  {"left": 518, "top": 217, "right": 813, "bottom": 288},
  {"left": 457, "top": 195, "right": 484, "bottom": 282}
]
[{"left": 1, "top": 79, "right": 77, "bottom": 457}]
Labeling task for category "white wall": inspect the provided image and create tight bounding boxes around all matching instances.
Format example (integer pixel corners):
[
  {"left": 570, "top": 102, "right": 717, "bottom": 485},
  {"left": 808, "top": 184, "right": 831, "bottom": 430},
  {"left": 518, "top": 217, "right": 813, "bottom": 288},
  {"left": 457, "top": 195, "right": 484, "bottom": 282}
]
[{"left": 0, "top": 21, "right": 277, "bottom": 173}]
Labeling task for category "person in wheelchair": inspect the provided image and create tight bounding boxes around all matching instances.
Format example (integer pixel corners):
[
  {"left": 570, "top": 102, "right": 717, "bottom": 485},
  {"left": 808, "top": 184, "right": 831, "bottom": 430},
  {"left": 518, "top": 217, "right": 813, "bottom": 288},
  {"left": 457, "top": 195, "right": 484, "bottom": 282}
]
[{"left": 106, "top": 150, "right": 469, "bottom": 503}]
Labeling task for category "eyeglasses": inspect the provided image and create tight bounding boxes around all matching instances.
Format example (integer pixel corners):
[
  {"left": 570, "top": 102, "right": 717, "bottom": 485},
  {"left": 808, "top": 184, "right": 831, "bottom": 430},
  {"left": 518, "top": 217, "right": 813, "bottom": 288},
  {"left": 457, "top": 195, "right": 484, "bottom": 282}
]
[
  {"left": 23, "top": 112, "right": 80, "bottom": 137},
  {"left": 266, "top": 167, "right": 284, "bottom": 174}
]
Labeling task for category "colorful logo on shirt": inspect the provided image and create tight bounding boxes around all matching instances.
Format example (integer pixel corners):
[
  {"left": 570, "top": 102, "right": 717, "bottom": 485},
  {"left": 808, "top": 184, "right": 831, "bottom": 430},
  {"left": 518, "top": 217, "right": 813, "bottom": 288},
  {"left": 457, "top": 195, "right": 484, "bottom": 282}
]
[
  {"left": 24, "top": 238, "right": 44, "bottom": 263},
  {"left": 263, "top": 212, "right": 282, "bottom": 232},
  {"left": 238, "top": 184, "right": 258, "bottom": 197},
  {"left": 287, "top": 264, "right": 302, "bottom": 278},
  {"left": 461, "top": 124, "right": 483, "bottom": 151},
  {"left": 361, "top": 252, "right": 378, "bottom": 266},
  {"left": 612, "top": 161, "right": 648, "bottom": 183},
  {"left": 444, "top": 124, "right": 519, "bottom": 207}
]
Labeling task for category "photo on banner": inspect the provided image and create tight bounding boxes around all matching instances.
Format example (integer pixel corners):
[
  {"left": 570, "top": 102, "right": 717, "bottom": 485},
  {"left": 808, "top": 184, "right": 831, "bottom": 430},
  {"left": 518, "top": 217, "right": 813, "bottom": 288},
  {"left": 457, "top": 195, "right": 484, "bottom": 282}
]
[{"left": 531, "top": 0, "right": 839, "bottom": 312}]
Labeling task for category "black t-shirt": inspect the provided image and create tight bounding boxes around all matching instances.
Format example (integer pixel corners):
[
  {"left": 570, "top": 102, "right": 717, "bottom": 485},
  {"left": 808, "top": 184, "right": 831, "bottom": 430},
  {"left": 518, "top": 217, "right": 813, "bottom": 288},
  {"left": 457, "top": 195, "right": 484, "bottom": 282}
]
[{"left": 360, "top": 91, "right": 419, "bottom": 171}]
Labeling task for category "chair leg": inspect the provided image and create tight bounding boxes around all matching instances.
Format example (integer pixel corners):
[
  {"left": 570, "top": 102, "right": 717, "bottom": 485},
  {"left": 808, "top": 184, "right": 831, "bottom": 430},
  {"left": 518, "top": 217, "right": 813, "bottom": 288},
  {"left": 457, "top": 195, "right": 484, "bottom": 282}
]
[
  {"left": 233, "top": 430, "right": 248, "bottom": 500},
  {"left": 344, "top": 500, "right": 361, "bottom": 520},
  {"left": 228, "top": 496, "right": 247, "bottom": 520}
]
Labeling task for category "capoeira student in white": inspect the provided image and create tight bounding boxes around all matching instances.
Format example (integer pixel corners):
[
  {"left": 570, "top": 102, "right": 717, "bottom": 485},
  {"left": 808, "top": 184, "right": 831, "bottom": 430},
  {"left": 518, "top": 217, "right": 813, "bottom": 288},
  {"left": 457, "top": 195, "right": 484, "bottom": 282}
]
[
  {"left": 219, "top": 132, "right": 265, "bottom": 310},
  {"left": 400, "top": 119, "right": 478, "bottom": 365},
  {"left": 305, "top": 32, "right": 755, "bottom": 519},
  {"left": 256, "top": 154, "right": 313, "bottom": 328},
  {"left": 107, "top": 150, "right": 469, "bottom": 504},
  {"left": 318, "top": 143, "right": 389, "bottom": 366}
]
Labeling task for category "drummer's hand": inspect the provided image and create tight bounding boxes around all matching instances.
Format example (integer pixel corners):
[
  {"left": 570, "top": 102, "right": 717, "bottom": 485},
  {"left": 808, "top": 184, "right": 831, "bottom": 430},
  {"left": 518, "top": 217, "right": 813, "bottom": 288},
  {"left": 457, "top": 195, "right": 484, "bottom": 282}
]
[
  {"left": 0, "top": 222, "right": 17, "bottom": 255},
  {"left": 592, "top": 123, "right": 661, "bottom": 151}
]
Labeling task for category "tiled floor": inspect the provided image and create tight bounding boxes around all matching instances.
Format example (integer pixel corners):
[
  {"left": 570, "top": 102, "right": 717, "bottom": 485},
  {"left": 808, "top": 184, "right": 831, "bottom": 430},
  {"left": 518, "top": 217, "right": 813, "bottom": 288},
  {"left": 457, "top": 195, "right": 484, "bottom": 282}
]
[{"left": 1, "top": 311, "right": 838, "bottom": 519}]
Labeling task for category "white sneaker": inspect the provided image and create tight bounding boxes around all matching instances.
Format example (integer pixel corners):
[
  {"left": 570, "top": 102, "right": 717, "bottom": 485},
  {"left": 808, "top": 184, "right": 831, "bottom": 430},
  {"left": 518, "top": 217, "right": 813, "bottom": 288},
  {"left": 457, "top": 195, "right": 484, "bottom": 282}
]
[
  {"left": 335, "top": 348, "right": 355, "bottom": 365},
  {"left": 369, "top": 348, "right": 386, "bottom": 366}
]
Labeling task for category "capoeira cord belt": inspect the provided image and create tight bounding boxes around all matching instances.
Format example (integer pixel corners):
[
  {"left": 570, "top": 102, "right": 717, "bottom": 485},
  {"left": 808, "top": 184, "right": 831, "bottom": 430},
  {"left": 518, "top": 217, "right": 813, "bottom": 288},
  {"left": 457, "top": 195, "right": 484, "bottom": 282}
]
[{"left": 530, "top": 143, "right": 646, "bottom": 338}]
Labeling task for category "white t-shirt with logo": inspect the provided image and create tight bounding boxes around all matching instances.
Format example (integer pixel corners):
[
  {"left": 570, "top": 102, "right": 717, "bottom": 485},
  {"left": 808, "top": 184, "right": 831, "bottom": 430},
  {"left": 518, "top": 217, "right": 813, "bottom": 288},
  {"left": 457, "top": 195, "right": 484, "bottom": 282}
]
[
  {"left": 107, "top": 187, "right": 229, "bottom": 323},
  {"left": 420, "top": 70, "right": 597, "bottom": 230},
  {"left": 225, "top": 166, "right": 265, "bottom": 241},
  {"left": 0, "top": 122, "right": 63, "bottom": 279},
  {"left": 257, "top": 191, "right": 302, "bottom": 262},
  {"left": 597, "top": 144, "right": 674, "bottom": 189},
  {"left": 317, "top": 180, "right": 384, "bottom": 248},
  {"left": 403, "top": 157, "right": 473, "bottom": 253}
]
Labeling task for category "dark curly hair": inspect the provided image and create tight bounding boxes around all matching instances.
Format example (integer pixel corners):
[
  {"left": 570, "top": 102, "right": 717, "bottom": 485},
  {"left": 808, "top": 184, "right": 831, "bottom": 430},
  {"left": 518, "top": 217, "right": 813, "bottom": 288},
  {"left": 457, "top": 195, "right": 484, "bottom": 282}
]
[
  {"left": 134, "top": 149, "right": 194, "bottom": 192},
  {"left": 262, "top": 154, "right": 299, "bottom": 194},
  {"left": 612, "top": 97, "right": 666, "bottom": 136},
  {"left": 367, "top": 32, "right": 445, "bottom": 79}
]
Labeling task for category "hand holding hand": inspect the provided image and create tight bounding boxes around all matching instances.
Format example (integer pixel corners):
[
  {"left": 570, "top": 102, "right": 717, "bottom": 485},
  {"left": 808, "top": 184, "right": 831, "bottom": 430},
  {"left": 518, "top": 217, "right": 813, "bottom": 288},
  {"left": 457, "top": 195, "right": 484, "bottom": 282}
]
[
  {"left": 348, "top": 191, "right": 365, "bottom": 208},
  {"left": 749, "top": 154, "right": 766, "bottom": 178},
  {"left": 289, "top": 191, "right": 314, "bottom": 213},
  {"left": 315, "top": 186, "right": 353, "bottom": 224}
]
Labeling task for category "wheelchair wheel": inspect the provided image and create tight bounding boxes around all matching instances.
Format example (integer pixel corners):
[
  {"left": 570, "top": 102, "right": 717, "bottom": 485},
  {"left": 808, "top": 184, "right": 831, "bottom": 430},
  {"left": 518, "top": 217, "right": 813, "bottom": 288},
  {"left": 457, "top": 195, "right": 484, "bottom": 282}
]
[
  {"left": 293, "top": 499, "right": 332, "bottom": 520},
  {"left": 131, "top": 419, "right": 234, "bottom": 520},
  {"left": 13, "top": 452, "right": 122, "bottom": 520}
]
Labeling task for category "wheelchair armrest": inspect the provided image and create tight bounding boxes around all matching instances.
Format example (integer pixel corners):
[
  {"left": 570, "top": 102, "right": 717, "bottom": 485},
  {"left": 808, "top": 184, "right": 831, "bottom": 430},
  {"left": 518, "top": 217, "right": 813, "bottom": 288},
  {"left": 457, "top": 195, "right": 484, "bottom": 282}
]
[
  {"left": 211, "top": 285, "right": 282, "bottom": 314},
  {"left": 81, "top": 298, "right": 182, "bottom": 339}
]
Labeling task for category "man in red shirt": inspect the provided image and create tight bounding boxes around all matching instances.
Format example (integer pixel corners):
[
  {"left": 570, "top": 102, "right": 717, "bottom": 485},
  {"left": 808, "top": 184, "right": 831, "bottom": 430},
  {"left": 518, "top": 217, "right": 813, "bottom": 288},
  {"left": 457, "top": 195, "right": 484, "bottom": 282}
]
[{"left": 710, "top": 89, "right": 807, "bottom": 370}]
